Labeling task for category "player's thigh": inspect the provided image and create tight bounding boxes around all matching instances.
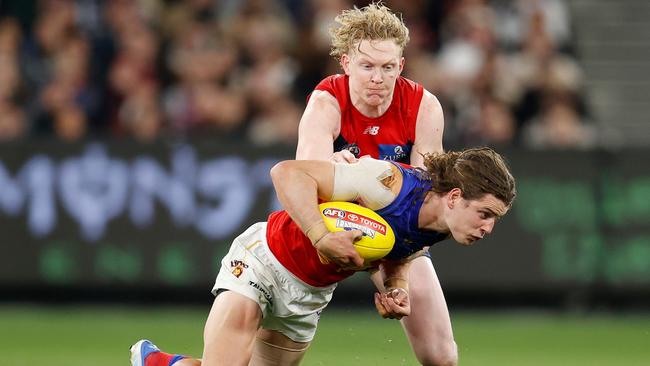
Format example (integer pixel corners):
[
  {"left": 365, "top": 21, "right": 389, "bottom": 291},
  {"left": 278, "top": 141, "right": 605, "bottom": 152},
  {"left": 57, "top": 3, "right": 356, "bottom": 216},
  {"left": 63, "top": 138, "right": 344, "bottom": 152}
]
[
  {"left": 202, "top": 291, "right": 262, "bottom": 366},
  {"left": 401, "top": 256, "right": 454, "bottom": 341},
  {"left": 249, "top": 328, "right": 310, "bottom": 366}
]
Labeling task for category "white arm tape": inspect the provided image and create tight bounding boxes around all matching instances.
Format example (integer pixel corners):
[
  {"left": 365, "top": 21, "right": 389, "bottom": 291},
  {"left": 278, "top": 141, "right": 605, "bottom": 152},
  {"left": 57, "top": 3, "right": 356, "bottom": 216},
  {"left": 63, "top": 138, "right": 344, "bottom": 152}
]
[{"left": 332, "top": 158, "right": 397, "bottom": 210}]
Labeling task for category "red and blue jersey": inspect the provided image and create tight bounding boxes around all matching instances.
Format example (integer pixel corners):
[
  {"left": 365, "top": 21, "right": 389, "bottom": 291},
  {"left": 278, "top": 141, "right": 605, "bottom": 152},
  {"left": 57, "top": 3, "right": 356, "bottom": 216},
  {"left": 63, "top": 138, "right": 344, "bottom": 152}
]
[
  {"left": 314, "top": 74, "right": 424, "bottom": 164},
  {"left": 266, "top": 163, "right": 447, "bottom": 287}
]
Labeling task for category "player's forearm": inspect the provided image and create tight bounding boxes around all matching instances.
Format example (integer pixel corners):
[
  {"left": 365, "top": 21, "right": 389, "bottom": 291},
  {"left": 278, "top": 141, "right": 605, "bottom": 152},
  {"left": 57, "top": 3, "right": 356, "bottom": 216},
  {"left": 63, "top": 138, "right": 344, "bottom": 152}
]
[
  {"left": 270, "top": 160, "right": 332, "bottom": 244},
  {"left": 296, "top": 140, "right": 333, "bottom": 161},
  {"left": 380, "top": 260, "right": 410, "bottom": 292}
]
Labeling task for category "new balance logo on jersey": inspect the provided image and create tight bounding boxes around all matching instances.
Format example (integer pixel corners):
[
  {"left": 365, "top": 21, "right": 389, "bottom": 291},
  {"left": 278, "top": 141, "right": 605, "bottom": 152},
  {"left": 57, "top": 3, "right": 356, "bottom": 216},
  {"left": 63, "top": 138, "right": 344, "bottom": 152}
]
[{"left": 363, "top": 126, "right": 380, "bottom": 135}]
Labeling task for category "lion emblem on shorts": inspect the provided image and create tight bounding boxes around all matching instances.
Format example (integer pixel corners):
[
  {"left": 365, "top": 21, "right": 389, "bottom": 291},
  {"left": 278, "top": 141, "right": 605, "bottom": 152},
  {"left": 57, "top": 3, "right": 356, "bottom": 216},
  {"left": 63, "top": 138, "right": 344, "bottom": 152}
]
[{"left": 230, "top": 260, "right": 249, "bottom": 278}]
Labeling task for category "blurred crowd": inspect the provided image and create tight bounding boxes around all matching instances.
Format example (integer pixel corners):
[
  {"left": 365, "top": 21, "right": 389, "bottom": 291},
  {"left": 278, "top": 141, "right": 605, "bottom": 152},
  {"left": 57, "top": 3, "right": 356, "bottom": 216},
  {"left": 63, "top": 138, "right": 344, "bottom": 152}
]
[{"left": 0, "top": 0, "right": 597, "bottom": 149}]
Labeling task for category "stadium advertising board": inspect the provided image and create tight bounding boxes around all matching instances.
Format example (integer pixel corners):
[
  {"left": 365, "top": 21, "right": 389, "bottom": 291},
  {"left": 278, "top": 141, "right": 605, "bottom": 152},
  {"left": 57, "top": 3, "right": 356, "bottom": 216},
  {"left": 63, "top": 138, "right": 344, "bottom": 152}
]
[{"left": 0, "top": 142, "right": 648, "bottom": 297}]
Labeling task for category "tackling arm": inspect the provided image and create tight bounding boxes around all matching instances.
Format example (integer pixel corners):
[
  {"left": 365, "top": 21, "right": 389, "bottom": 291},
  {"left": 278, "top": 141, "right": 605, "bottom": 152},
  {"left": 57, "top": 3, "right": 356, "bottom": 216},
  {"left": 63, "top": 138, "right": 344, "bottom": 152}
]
[
  {"left": 270, "top": 159, "right": 336, "bottom": 242},
  {"left": 410, "top": 90, "right": 444, "bottom": 167},
  {"left": 295, "top": 90, "right": 341, "bottom": 161}
]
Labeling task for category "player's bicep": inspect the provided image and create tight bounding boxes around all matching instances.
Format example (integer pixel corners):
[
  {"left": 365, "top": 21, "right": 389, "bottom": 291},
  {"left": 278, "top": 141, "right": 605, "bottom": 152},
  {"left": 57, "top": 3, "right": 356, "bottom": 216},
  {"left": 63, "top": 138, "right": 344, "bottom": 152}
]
[
  {"left": 271, "top": 160, "right": 336, "bottom": 201},
  {"left": 411, "top": 91, "right": 444, "bottom": 167},
  {"left": 331, "top": 158, "right": 402, "bottom": 210},
  {"left": 296, "top": 91, "right": 340, "bottom": 160}
]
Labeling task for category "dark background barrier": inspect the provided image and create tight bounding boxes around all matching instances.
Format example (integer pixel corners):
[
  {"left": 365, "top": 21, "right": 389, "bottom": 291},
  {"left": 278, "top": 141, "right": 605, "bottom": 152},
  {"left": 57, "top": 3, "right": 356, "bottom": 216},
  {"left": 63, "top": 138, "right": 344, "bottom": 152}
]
[{"left": 1, "top": 141, "right": 648, "bottom": 308}]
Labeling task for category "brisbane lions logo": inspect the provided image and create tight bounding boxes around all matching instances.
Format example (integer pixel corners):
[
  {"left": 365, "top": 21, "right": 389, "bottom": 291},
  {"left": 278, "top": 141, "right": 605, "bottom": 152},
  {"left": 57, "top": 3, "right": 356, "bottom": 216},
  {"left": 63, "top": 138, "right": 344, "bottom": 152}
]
[{"left": 230, "top": 260, "right": 248, "bottom": 278}]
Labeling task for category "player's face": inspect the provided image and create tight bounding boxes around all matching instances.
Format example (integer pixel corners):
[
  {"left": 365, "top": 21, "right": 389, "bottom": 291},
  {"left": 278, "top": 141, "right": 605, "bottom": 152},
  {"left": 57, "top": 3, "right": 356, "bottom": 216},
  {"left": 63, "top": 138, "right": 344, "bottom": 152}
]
[
  {"left": 446, "top": 192, "right": 508, "bottom": 246},
  {"left": 341, "top": 39, "right": 404, "bottom": 108}
]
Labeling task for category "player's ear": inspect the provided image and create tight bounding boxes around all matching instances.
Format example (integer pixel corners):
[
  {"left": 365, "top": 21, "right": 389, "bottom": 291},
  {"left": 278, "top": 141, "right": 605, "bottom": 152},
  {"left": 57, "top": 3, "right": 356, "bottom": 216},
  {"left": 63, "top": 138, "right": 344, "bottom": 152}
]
[
  {"left": 399, "top": 56, "right": 405, "bottom": 73},
  {"left": 341, "top": 54, "right": 351, "bottom": 75},
  {"left": 447, "top": 188, "right": 462, "bottom": 209}
]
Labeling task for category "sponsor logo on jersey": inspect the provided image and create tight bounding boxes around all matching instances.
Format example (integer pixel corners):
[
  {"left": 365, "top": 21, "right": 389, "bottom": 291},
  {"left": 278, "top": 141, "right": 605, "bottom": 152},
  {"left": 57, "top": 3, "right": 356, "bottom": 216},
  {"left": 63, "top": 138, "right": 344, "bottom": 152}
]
[
  {"left": 230, "top": 260, "right": 249, "bottom": 278},
  {"left": 378, "top": 144, "right": 410, "bottom": 162},
  {"left": 248, "top": 280, "right": 273, "bottom": 303},
  {"left": 363, "top": 126, "right": 380, "bottom": 135}
]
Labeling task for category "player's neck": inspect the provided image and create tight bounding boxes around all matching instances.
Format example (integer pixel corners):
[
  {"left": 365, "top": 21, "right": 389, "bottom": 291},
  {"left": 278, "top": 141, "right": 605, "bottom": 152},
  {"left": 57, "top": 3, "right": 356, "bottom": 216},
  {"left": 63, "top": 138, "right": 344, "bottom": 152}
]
[{"left": 418, "top": 192, "right": 449, "bottom": 233}]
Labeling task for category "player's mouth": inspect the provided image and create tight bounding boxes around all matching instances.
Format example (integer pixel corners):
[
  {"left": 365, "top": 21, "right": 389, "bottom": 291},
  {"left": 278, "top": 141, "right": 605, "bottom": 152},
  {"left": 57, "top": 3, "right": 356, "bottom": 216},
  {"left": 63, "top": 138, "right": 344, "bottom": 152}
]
[{"left": 468, "top": 235, "right": 482, "bottom": 243}]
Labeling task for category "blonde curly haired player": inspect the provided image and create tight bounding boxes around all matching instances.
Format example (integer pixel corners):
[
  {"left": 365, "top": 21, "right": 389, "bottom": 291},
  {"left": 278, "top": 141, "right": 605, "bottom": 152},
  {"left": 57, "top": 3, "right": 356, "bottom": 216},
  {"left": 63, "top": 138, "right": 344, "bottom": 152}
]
[{"left": 130, "top": 147, "right": 516, "bottom": 366}]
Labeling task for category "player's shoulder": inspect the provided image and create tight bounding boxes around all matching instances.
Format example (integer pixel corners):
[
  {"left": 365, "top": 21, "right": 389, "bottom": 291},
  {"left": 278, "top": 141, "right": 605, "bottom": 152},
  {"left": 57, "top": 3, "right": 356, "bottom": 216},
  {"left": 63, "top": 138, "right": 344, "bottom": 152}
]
[
  {"left": 393, "top": 161, "right": 414, "bottom": 170},
  {"left": 420, "top": 88, "right": 441, "bottom": 103},
  {"left": 390, "top": 161, "right": 428, "bottom": 181},
  {"left": 357, "top": 157, "right": 405, "bottom": 177},
  {"left": 315, "top": 74, "right": 347, "bottom": 91},
  {"left": 308, "top": 89, "right": 340, "bottom": 111},
  {"left": 411, "top": 92, "right": 441, "bottom": 126},
  {"left": 355, "top": 157, "right": 404, "bottom": 196}
]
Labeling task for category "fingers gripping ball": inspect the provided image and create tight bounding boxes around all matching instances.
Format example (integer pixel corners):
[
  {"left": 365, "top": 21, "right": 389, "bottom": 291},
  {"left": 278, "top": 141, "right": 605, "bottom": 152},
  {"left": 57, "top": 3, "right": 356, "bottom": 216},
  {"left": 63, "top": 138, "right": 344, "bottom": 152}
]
[{"left": 319, "top": 201, "right": 395, "bottom": 261}]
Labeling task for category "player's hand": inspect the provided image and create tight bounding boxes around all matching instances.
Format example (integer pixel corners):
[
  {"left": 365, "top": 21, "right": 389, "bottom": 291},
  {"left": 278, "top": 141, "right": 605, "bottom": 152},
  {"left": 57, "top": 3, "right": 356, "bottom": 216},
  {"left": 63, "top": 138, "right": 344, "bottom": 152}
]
[
  {"left": 314, "top": 229, "right": 365, "bottom": 270},
  {"left": 374, "top": 288, "right": 410, "bottom": 320},
  {"left": 329, "top": 150, "right": 357, "bottom": 163}
]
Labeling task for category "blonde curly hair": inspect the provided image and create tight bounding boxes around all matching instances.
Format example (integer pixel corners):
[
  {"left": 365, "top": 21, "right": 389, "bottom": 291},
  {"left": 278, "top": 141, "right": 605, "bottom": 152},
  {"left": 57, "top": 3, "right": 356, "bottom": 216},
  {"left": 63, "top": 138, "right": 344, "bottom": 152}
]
[{"left": 329, "top": 2, "right": 409, "bottom": 59}]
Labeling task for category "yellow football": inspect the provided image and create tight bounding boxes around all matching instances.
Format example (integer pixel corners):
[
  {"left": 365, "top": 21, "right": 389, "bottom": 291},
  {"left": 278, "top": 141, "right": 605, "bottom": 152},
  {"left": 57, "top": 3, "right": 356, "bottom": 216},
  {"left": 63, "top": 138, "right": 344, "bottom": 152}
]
[{"left": 319, "top": 201, "right": 395, "bottom": 261}]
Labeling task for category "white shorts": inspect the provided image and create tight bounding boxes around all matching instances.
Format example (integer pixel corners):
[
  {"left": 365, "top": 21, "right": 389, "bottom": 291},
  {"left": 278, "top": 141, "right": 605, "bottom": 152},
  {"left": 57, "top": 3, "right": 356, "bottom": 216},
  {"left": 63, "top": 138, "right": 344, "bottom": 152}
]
[{"left": 212, "top": 222, "right": 337, "bottom": 343}]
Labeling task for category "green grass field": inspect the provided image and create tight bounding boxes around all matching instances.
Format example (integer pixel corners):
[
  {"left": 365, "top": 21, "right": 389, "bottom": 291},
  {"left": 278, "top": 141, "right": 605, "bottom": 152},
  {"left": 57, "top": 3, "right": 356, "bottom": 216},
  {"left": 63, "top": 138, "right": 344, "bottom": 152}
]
[{"left": 1, "top": 305, "right": 648, "bottom": 366}]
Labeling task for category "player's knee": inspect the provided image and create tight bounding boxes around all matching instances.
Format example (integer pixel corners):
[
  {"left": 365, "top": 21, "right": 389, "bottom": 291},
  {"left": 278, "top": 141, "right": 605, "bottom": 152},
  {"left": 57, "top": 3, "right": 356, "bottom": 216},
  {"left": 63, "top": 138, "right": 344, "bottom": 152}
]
[{"left": 418, "top": 340, "right": 458, "bottom": 366}]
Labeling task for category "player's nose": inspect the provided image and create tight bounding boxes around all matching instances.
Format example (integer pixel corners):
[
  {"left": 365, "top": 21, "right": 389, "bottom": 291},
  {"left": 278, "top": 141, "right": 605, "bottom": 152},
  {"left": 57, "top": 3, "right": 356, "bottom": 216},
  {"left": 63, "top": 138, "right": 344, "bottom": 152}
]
[
  {"left": 370, "top": 70, "right": 383, "bottom": 83},
  {"left": 481, "top": 219, "right": 496, "bottom": 236}
]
